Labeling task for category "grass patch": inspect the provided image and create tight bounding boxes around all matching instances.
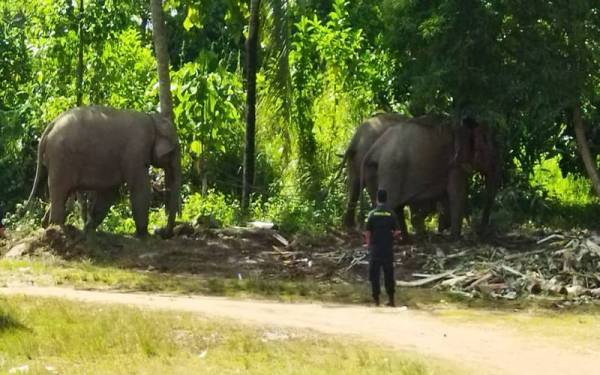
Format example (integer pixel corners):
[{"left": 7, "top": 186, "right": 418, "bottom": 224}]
[
  {"left": 0, "top": 257, "right": 373, "bottom": 303},
  {"left": 4, "top": 257, "right": 600, "bottom": 313},
  {"left": 0, "top": 295, "right": 462, "bottom": 374},
  {"left": 434, "top": 307, "right": 600, "bottom": 348}
]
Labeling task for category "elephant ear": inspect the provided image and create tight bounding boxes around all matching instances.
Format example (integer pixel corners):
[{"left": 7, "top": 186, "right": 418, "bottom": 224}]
[{"left": 152, "top": 114, "right": 178, "bottom": 160}]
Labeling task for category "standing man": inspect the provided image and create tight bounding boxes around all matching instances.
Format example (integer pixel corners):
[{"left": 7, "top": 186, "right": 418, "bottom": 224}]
[{"left": 364, "top": 189, "right": 400, "bottom": 307}]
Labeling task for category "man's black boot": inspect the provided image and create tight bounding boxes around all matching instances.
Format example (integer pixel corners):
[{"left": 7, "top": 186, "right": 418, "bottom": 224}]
[{"left": 386, "top": 295, "right": 395, "bottom": 307}]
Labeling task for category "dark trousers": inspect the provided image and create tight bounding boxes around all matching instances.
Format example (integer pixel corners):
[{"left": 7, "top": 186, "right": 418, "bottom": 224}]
[{"left": 369, "top": 258, "right": 395, "bottom": 299}]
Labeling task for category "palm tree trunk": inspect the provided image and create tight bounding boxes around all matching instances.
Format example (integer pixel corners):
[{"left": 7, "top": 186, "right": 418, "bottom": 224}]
[
  {"left": 150, "top": 0, "right": 173, "bottom": 122},
  {"left": 573, "top": 104, "right": 600, "bottom": 198},
  {"left": 242, "top": 0, "right": 261, "bottom": 213}
]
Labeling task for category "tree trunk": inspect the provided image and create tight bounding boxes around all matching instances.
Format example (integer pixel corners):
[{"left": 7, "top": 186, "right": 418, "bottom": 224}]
[
  {"left": 573, "top": 104, "right": 600, "bottom": 198},
  {"left": 76, "top": 0, "right": 84, "bottom": 107},
  {"left": 151, "top": 0, "right": 180, "bottom": 238},
  {"left": 75, "top": 0, "right": 88, "bottom": 223},
  {"left": 242, "top": 0, "right": 261, "bottom": 213},
  {"left": 150, "top": 0, "right": 173, "bottom": 122}
]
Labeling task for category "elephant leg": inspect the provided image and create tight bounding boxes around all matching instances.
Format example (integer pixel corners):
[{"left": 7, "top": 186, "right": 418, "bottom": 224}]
[
  {"left": 77, "top": 191, "right": 89, "bottom": 223},
  {"left": 364, "top": 167, "right": 378, "bottom": 207},
  {"left": 128, "top": 172, "right": 151, "bottom": 237},
  {"left": 437, "top": 196, "right": 451, "bottom": 233},
  {"left": 343, "top": 174, "right": 360, "bottom": 229},
  {"left": 447, "top": 169, "right": 467, "bottom": 240},
  {"left": 48, "top": 188, "right": 68, "bottom": 226},
  {"left": 84, "top": 188, "right": 118, "bottom": 234},
  {"left": 394, "top": 205, "right": 409, "bottom": 240}
]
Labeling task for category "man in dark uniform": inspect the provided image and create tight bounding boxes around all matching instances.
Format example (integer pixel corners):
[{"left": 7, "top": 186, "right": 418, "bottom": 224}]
[{"left": 364, "top": 189, "right": 400, "bottom": 307}]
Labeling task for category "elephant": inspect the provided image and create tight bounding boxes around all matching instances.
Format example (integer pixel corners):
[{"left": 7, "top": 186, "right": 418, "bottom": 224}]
[
  {"left": 341, "top": 113, "right": 450, "bottom": 235},
  {"left": 361, "top": 113, "right": 501, "bottom": 239},
  {"left": 27, "top": 106, "right": 181, "bottom": 238}
]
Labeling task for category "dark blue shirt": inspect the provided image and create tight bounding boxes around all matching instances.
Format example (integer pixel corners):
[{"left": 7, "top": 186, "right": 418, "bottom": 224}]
[{"left": 365, "top": 204, "right": 398, "bottom": 260}]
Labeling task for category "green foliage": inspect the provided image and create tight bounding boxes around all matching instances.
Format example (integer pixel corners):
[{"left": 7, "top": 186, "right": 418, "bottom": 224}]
[
  {"left": 172, "top": 56, "right": 245, "bottom": 192},
  {"left": 251, "top": 178, "right": 346, "bottom": 234},
  {"left": 530, "top": 157, "right": 596, "bottom": 206},
  {"left": 180, "top": 190, "right": 239, "bottom": 227},
  {"left": 2, "top": 0, "right": 600, "bottom": 233}
]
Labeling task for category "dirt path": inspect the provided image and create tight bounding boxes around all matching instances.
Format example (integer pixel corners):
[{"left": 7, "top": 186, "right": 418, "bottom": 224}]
[{"left": 1, "top": 286, "right": 598, "bottom": 375}]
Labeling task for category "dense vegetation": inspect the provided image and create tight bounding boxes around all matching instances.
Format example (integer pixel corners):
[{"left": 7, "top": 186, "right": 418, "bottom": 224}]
[{"left": 1, "top": 0, "right": 599, "bottom": 233}]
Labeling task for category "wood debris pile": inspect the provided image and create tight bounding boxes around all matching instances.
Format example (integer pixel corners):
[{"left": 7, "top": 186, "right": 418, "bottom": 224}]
[{"left": 397, "top": 231, "right": 600, "bottom": 300}]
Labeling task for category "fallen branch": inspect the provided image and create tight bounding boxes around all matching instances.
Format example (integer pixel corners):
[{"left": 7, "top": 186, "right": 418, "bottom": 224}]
[
  {"left": 500, "top": 264, "right": 524, "bottom": 277},
  {"left": 396, "top": 269, "right": 456, "bottom": 287},
  {"left": 504, "top": 248, "right": 548, "bottom": 260},
  {"left": 272, "top": 233, "right": 289, "bottom": 247}
]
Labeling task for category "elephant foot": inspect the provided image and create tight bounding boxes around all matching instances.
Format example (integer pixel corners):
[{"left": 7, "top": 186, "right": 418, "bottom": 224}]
[
  {"left": 134, "top": 229, "right": 150, "bottom": 239},
  {"left": 342, "top": 213, "right": 356, "bottom": 230},
  {"left": 154, "top": 227, "right": 173, "bottom": 239}
]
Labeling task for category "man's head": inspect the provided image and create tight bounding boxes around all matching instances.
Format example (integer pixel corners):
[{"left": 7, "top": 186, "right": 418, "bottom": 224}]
[{"left": 376, "top": 189, "right": 387, "bottom": 204}]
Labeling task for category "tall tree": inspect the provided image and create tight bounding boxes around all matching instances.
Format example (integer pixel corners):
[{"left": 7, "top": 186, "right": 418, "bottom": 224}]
[
  {"left": 573, "top": 106, "right": 600, "bottom": 197},
  {"left": 75, "top": 0, "right": 88, "bottom": 222},
  {"left": 150, "top": 0, "right": 173, "bottom": 121},
  {"left": 151, "top": 0, "right": 180, "bottom": 237},
  {"left": 75, "top": 0, "right": 84, "bottom": 107},
  {"left": 242, "top": 0, "right": 261, "bottom": 213}
]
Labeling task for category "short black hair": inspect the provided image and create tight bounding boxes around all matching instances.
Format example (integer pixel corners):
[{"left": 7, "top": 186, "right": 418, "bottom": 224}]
[{"left": 377, "top": 189, "right": 387, "bottom": 203}]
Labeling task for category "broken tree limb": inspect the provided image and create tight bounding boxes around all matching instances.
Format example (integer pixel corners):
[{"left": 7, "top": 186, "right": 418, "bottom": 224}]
[
  {"left": 468, "top": 272, "right": 493, "bottom": 289},
  {"left": 396, "top": 269, "right": 456, "bottom": 287},
  {"left": 536, "top": 234, "right": 565, "bottom": 245},
  {"left": 500, "top": 265, "right": 524, "bottom": 277},
  {"left": 504, "top": 248, "right": 548, "bottom": 260},
  {"left": 272, "top": 233, "right": 289, "bottom": 247}
]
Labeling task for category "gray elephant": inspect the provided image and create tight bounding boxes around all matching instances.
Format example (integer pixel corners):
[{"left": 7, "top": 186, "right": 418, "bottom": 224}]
[
  {"left": 27, "top": 106, "right": 181, "bottom": 238},
  {"left": 361, "top": 113, "right": 501, "bottom": 239},
  {"left": 341, "top": 113, "right": 450, "bottom": 234}
]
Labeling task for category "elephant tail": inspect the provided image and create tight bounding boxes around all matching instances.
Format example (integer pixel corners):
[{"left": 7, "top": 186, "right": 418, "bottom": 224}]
[
  {"left": 25, "top": 121, "right": 53, "bottom": 212},
  {"left": 333, "top": 149, "right": 350, "bottom": 181}
]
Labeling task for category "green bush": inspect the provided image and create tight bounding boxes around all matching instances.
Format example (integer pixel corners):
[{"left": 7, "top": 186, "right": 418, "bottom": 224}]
[
  {"left": 251, "top": 179, "right": 346, "bottom": 234},
  {"left": 530, "top": 156, "right": 596, "bottom": 206},
  {"left": 180, "top": 190, "right": 240, "bottom": 227}
]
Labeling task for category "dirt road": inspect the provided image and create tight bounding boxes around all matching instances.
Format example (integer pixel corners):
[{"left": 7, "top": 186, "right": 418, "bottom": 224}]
[{"left": 1, "top": 286, "right": 598, "bottom": 375}]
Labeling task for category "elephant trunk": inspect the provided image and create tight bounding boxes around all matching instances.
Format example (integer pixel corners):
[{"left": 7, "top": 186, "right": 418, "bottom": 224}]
[
  {"left": 479, "top": 160, "right": 502, "bottom": 232},
  {"left": 162, "top": 148, "right": 181, "bottom": 238}
]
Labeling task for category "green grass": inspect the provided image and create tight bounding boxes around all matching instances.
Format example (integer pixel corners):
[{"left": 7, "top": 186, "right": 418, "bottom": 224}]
[
  {"left": 0, "top": 257, "right": 373, "bottom": 303},
  {"left": 3, "top": 257, "right": 600, "bottom": 313},
  {"left": 0, "top": 295, "right": 462, "bottom": 374},
  {"left": 435, "top": 307, "right": 600, "bottom": 348}
]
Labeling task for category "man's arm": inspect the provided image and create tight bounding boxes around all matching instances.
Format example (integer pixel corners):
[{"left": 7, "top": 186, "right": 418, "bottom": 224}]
[
  {"left": 363, "top": 212, "right": 373, "bottom": 247},
  {"left": 363, "top": 230, "right": 371, "bottom": 247}
]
